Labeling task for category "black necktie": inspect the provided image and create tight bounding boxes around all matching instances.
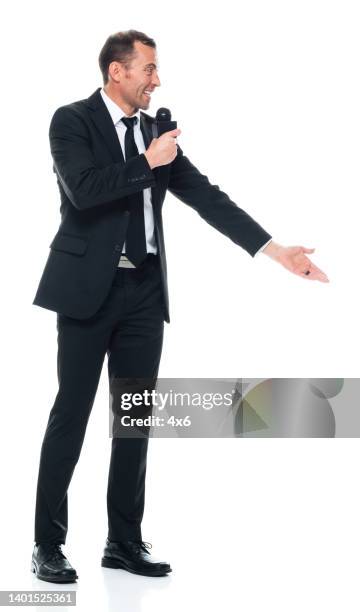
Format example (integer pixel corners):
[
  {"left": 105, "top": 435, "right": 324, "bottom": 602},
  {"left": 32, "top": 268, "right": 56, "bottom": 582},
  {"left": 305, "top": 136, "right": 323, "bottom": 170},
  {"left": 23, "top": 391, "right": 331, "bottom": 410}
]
[{"left": 121, "top": 116, "right": 147, "bottom": 266}]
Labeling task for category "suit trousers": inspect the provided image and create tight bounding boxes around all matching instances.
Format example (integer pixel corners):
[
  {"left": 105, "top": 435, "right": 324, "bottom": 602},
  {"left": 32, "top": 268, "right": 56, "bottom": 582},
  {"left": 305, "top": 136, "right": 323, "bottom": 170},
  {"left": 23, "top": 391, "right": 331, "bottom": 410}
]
[{"left": 34, "top": 254, "right": 165, "bottom": 544}]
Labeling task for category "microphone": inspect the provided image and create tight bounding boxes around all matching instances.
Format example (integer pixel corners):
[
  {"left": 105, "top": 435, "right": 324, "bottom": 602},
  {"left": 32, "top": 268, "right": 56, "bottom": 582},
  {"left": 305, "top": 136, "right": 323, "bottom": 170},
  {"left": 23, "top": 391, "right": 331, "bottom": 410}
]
[{"left": 152, "top": 108, "right": 177, "bottom": 138}]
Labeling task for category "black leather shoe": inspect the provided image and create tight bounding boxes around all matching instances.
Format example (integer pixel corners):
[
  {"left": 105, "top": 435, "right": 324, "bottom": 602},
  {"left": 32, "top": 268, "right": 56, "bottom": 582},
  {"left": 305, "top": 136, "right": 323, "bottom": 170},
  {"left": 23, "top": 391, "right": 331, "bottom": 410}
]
[
  {"left": 31, "top": 543, "right": 78, "bottom": 583},
  {"left": 101, "top": 539, "right": 172, "bottom": 577}
]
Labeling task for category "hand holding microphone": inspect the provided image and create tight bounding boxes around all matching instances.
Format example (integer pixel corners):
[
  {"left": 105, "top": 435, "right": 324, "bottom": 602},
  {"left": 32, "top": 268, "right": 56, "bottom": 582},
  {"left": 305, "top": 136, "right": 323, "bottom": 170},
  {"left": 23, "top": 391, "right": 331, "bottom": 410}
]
[{"left": 144, "top": 108, "right": 181, "bottom": 169}]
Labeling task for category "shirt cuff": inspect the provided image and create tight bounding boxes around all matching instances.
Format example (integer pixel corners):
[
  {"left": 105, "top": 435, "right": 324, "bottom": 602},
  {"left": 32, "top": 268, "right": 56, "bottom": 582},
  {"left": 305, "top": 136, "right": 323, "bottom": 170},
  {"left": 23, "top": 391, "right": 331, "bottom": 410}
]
[{"left": 253, "top": 238, "right": 273, "bottom": 257}]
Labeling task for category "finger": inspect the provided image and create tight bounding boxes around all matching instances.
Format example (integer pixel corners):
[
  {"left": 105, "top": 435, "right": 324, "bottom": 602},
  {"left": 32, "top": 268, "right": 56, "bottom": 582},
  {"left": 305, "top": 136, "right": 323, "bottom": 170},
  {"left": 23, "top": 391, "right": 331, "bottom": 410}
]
[
  {"left": 170, "top": 128, "right": 181, "bottom": 137},
  {"left": 308, "top": 272, "right": 329, "bottom": 282},
  {"left": 296, "top": 256, "right": 327, "bottom": 278},
  {"left": 307, "top": 262, "right": 328, "bottom": 278},
  {"left": 301, "top": 247, "right": 315, "bottom": 253},
  {"left": 300, "top": 267, "right": 329, "bottom": 282}
]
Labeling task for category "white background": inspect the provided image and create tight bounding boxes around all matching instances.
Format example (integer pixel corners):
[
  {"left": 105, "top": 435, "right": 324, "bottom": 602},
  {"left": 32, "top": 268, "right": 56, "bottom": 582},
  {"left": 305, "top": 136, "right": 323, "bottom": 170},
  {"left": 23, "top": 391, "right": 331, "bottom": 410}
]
[{"left": 1, "top": 0, "right": 359, "bottom": 610}]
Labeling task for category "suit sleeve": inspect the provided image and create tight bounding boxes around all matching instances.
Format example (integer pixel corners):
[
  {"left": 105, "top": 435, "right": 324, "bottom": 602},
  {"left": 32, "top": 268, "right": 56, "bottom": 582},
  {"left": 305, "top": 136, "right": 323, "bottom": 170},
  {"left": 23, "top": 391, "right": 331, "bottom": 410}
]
[
  {"left": 49, "top": 106, "right": 156, "bottom": 211},
  {"left": 168, "top": 144, "right": 272, "bottom": 257}
]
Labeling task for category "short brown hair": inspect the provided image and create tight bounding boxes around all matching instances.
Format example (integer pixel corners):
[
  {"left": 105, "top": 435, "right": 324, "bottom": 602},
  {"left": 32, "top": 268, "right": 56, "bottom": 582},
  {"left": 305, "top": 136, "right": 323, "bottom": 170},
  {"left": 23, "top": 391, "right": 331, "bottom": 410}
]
[{"left": 98, "top": 30, "right": 156, "bottom": 85}]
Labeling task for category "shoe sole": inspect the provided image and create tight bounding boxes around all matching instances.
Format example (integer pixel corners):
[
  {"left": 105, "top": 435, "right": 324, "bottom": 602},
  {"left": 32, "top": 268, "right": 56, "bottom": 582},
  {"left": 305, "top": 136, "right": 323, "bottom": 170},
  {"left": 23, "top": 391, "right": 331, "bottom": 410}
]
[
  {"left": 31, "top": 561, "right": 78, "bottom": 583},
  {"left": 101, "top": 556, "right": 171, "bottom": 577}
]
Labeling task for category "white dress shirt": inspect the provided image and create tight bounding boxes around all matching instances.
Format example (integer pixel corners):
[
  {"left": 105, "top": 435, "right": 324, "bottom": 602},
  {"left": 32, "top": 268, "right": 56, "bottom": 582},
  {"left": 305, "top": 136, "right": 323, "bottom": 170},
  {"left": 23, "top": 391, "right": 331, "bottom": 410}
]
[
  {"left": 100, "top": 88, "right": 272, "bottom": 260},
  {"left": 100, "top": 88, "right": 157, "bottom": 264},
  {"left": 254, "top": 237, "right": 272, "bottom": 256}
]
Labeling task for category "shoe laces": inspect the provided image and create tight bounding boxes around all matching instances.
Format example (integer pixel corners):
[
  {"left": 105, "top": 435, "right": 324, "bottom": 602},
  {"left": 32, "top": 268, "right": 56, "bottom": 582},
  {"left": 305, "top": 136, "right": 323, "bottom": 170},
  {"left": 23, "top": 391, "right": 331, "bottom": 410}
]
[
  {"left": 134, "top": 540, "right": 152, "bottom": 554},
  {"left": 47, "top": 544, "right": 66, "bottom": 562}
]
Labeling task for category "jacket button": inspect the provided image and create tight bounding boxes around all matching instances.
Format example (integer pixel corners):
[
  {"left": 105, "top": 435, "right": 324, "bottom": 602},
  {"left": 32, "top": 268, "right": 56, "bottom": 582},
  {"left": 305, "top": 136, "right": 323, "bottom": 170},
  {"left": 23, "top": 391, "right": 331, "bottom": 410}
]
[{"left": 114, "top": 244, "right": 122, "bottom": 252}]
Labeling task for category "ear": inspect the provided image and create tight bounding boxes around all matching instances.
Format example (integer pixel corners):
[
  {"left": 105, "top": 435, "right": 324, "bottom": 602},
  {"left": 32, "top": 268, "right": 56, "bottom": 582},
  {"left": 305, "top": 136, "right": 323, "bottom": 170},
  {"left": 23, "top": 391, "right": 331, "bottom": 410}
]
[{"left": 108, "top": 61, "right": 127, "bottom": 83}]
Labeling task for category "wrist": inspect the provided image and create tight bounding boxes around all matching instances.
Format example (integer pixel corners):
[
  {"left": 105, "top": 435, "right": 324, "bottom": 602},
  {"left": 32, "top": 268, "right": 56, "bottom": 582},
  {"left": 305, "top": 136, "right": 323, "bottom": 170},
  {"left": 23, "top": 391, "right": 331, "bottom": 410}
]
[
  {"left": 144, "top": 151, "right": 155, "bottom": 170},
  {"left": 262, "top": 240, "right": 283, "bottom": 259}
]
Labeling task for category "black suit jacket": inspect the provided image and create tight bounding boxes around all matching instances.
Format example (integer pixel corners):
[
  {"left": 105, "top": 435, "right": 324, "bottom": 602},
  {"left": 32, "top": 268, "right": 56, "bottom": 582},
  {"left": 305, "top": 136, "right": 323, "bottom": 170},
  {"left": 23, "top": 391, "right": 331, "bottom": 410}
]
[{"left": 33, "top": 87, "right": 272, "bottom": 323}]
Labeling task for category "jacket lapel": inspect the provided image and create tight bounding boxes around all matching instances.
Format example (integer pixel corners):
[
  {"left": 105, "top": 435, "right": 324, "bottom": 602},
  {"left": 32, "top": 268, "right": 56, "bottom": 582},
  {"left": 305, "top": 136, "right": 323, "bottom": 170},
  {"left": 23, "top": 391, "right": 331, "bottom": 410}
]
[
  {"left": 85, "top": 87, "right": 125, "bottom": 163},
  {"left": 85, "top": 88, "right": 156, "bottom": 163},
  {"left": 139, "top": 112, "right": 153, "bottom": 148},
  {"left": 139, "top": 112, "right": 162, "bottom": 213}
]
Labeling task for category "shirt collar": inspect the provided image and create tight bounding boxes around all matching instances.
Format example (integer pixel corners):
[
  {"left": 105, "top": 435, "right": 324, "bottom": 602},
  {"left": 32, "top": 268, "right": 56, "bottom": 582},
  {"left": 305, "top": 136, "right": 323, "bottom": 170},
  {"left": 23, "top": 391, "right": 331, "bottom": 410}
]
[{"left": 100, "top": 87, "right": 141, "bottom": 126}]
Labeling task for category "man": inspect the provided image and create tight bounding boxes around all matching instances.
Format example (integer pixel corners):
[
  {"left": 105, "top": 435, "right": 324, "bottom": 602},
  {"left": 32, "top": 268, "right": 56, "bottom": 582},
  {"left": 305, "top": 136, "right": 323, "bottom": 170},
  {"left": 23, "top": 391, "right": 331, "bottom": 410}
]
[{"left": 31, "top": 29, "right": 329, "bottom": 584}]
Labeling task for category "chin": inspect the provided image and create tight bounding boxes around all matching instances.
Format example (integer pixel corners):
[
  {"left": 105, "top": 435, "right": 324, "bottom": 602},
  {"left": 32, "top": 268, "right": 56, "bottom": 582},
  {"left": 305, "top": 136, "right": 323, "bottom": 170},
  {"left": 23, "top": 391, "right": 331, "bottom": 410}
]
[{"left": 138, "top": 97, "right": 150, "bottom": 110}]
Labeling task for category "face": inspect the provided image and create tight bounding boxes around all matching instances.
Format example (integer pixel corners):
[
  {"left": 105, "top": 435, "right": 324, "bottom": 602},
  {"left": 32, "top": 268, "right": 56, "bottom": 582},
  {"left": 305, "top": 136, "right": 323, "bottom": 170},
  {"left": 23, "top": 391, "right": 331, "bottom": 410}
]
[{"left": 108, "top": 41, "right": 161, "bottom": 112}]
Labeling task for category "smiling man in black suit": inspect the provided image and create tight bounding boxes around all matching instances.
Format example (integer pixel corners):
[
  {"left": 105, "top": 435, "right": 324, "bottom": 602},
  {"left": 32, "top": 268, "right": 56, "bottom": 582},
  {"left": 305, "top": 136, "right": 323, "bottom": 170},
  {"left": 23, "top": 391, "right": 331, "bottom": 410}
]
[{"left": 31, "top": 29, "right": 328, "bottom": 584}]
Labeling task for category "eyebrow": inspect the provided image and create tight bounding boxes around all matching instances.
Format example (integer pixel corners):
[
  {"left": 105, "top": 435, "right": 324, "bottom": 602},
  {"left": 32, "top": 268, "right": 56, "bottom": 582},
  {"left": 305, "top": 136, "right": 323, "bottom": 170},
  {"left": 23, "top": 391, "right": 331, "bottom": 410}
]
[{"left": 144, "top": 63, "right": 158, "bottom": 69}]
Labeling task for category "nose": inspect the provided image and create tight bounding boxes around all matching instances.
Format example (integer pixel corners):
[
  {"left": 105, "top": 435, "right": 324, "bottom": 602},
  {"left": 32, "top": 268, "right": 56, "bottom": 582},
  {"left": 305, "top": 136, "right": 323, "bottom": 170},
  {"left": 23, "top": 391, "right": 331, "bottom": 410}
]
[{"left": 152, "top": 70, "right": 161, "bottom": 87}]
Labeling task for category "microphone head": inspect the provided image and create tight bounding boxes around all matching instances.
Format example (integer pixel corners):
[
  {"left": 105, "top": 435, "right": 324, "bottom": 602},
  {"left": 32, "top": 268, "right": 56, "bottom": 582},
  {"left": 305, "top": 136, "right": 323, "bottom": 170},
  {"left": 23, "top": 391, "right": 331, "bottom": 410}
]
[{"left": 156, "top": 107, "right": 171, "bottom": 121}]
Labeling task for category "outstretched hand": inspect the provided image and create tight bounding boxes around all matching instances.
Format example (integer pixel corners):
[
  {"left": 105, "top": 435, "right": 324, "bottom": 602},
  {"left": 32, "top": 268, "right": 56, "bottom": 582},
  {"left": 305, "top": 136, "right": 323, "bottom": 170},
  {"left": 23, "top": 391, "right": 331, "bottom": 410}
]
[{"left": 262, "top": 242, "right": 329, "bottom": 282}]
